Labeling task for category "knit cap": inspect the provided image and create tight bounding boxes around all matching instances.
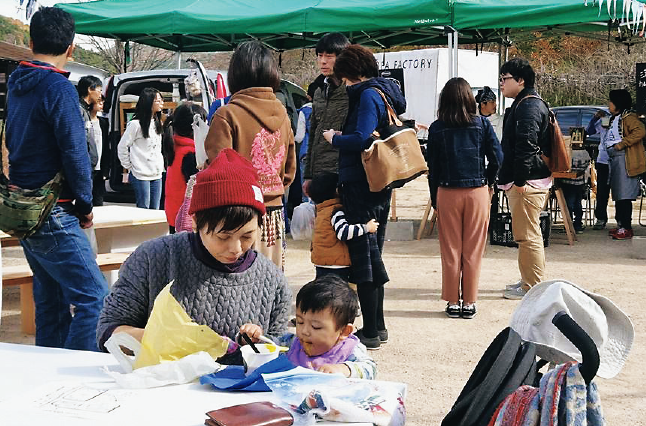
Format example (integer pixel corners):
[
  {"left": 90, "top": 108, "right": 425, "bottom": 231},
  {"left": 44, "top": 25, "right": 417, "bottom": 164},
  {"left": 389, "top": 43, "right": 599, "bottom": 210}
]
[
  {"left": 476, "top": 86, "right": 496, "bottom": 104},
  {"left": 188, "top": 148, "right": 266, "bottom": 215}
]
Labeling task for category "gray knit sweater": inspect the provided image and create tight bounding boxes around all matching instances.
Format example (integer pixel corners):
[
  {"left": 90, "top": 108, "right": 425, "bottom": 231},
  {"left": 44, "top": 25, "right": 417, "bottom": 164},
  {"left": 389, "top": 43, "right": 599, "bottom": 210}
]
[{"left": 96, "top": 232, "right": 292, "bottom": 350}]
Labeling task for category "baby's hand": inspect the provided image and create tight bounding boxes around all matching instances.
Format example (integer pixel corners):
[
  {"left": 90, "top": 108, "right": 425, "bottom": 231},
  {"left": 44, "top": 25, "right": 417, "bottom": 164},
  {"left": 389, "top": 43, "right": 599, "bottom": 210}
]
[
  {"left": 239, "top": 323, "right": 263, "bottom": 343},
  {"left": 366, "top": 219, "right": 379, "bottom": 233},
  {"left": 315, "top": 363, "right": 351, "bottom": 377}
]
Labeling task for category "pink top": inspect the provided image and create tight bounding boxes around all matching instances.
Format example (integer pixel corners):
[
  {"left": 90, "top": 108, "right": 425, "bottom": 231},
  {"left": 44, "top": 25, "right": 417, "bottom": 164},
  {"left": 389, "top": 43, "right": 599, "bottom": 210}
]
[{"left": 498, "top": 177, "right": 552, "bottom": 191}]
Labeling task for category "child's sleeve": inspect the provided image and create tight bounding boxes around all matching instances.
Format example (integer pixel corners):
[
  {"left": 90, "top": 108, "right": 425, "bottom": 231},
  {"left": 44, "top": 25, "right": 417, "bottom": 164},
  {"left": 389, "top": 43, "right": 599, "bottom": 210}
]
[
  {"left": 332, "top": 210, "right": 367, "bottom": 241},
  {"left": 344, "top": 343, "right": 377, "bottom": 380}
]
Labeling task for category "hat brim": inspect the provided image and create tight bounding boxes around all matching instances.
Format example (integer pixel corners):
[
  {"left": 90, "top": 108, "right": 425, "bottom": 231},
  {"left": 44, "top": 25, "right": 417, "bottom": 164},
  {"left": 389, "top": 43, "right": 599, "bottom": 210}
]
[{"left": 510, "top": 279, "right": 634, "bottom": 379}]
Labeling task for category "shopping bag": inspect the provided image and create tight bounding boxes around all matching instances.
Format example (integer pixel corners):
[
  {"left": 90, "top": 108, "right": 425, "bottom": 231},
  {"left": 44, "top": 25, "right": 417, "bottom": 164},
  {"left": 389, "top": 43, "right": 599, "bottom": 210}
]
[
  {"left": 290, "top": 202, "right": 315, "bottom": 240},
  {"left": 361, "top": 89, "right": 428, "bottom": 192}
]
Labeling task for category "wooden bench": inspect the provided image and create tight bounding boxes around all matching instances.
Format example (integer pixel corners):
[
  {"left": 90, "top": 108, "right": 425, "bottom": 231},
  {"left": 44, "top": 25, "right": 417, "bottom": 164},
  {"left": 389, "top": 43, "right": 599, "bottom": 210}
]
[{"left": 1, "top": 251, "right": 131, "bottom": 335}]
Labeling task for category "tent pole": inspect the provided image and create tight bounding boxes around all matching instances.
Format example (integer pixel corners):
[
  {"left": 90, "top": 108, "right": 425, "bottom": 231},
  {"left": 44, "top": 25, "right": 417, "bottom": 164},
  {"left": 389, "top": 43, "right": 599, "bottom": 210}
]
[
  {"left": 453, "top": 30, "right": 458, "bottom": 77},
  {"left": 498, "top": 42, "right": 502, "bottom": 114},
  {"left": 177, "top": 51, "right": 182, "bottom": 69},
  {"left": 447, "top": 31, "right": 453, "bottom": 78}
]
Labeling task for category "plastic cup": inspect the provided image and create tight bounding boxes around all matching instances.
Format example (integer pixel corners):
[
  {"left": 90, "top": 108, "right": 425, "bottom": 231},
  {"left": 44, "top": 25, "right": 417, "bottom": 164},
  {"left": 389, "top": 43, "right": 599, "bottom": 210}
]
[{"left": 240, "top": 343, "right": 279, "bottom": 376}]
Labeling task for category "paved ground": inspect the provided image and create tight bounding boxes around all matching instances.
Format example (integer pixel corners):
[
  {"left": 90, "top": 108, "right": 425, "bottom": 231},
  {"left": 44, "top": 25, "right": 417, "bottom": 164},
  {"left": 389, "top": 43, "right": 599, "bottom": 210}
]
[{"left": 2, "top": 176, "right": 645, "bottom": 425}]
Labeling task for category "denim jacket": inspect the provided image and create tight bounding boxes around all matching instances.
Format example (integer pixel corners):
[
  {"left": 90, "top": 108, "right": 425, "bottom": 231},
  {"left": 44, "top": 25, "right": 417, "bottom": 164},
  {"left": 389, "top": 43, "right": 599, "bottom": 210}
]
[{"left": 426, "top": 115, "right": 503, "bottom": 207}]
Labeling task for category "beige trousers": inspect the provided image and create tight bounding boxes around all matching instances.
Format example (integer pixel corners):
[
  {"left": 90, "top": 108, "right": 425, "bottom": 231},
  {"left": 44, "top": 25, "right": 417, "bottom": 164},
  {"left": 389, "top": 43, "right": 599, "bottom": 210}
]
[
  {"left": 506, "top": 187, "right": 550, "bottom": 287},
  {"left": 437, "top": 186, "right": 490, "bottom": 304}
]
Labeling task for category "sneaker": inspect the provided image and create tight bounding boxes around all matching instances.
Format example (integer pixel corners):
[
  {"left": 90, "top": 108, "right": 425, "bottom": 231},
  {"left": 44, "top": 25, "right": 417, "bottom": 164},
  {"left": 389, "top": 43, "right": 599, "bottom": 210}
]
[
  {"left": 574, "top": 224, "right": 584, "bottom": 234},
  {"left": 503, "top": 285, "right": 529, "bottom": 300},
  {"left": 378, "top": 329, "right": 389, "bottom": 343},
  {"left": 354, "top": 329, "right": 381, "bottom": 350},
  {"left": 608, "top": 228, "right": 620, "bottom": 236},
  {"left": 505, "top": 280, "right": 523, "bottom": 291},
  {"left": 445, "top": 302, "right": 461, "bottom": 318},
  {"left": 461, "top": 303, "right": 477, "bottom": 319},
  {"left": 593, "top": 219, "right": 607, "bottom": 230},
  {"left": 612, "top": 228, "right": 633, "bottom": 240}
]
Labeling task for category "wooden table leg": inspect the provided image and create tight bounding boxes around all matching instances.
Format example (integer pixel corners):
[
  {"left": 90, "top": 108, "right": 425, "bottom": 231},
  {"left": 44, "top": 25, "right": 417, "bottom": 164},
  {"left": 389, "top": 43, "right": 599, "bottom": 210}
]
[
  {"left": 554, "top": 187, "right": 576, "bottom": 245},
  {"left": 390, "top": 190, "right": 397, "bottom": 222},
  {"left": 416, "top": 198, "right": 433, "bottom": 240},
  {"left": 20, "top": 282, "right": 36, "bottom": 335}
]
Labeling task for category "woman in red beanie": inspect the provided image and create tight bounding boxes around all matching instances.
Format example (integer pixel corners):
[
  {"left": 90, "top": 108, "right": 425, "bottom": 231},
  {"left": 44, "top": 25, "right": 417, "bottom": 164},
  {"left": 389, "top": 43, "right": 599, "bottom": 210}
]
[
  {"left": 204, "top": 41, "right": 296, "bottom": 270},
  {"left": 96, "top": 148, "right": 292, "bottom": 361}
]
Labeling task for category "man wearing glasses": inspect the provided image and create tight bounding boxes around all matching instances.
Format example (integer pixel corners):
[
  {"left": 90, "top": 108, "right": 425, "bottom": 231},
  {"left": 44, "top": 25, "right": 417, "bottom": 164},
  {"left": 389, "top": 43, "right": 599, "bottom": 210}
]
[{"left": 497, "top": 58, "right": 552, "bottom": 300}]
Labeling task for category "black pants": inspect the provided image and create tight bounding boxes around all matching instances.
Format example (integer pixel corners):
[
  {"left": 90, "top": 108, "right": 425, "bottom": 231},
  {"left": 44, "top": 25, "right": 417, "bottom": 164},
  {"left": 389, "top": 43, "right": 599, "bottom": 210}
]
[
  {"left": 595, "top": 163, "right": 610, "bottom": 222},
  {"left": 91, "top": 171, "right": 106, "bottom": 207},
  {"left": 560, "top": 183, "right": 584, "bottom": 229},
  {"left": 315, "top": 267, "right": 350, "bottom": 282},
  {"left": 615, "top": 199, "right": 633, "bottom": 230}
]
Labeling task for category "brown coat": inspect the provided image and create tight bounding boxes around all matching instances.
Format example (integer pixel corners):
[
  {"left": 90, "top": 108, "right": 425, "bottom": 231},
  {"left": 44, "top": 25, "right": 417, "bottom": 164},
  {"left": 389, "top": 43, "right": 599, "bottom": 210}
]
[
  {"left": 615, "top": 112, "right": 646, "bottom": 177},
  {"left": 205, "top": 87, "right": 296, "bottom": 207},
  {"left": 311, "top": 198, "right": 351, "bottom": 267}
]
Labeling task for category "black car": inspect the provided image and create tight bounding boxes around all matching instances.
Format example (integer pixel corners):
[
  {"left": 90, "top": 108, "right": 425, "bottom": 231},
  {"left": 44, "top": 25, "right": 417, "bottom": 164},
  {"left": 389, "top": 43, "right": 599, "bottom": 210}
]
[{"left": 551, "top": 105, "right": 609, "bottom": 159}]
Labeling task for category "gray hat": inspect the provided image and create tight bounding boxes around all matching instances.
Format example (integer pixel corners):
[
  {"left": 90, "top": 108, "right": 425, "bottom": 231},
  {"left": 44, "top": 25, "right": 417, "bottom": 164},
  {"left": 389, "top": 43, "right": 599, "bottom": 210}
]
[{"left": 510, "top": 280, "right": 634, "bottom": 379}]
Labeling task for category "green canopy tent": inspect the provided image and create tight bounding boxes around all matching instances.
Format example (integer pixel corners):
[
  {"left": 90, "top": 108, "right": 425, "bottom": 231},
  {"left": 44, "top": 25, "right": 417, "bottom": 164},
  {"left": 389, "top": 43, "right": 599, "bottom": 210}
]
[{"left": 55, "top": 0, "right": 453, "bottom": 52}]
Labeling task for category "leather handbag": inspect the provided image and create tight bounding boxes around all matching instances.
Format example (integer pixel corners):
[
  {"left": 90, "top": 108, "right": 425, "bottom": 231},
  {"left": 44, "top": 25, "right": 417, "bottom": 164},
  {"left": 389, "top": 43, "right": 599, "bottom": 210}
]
[
  {"left": 361, "top": 88, "right": 428, "bottom": 192},
  {"left": 204, "top": 401, "right": 294, "bottom": 426},
  {"left": 0, "top": 100, "right": 63, "bottom": 239}
]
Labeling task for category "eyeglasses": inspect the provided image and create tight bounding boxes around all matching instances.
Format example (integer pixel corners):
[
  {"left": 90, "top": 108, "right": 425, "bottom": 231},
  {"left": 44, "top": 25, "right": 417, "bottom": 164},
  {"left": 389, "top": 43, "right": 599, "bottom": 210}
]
[{"left": 499, "top": 76, "right": 515, "bottom": 84}]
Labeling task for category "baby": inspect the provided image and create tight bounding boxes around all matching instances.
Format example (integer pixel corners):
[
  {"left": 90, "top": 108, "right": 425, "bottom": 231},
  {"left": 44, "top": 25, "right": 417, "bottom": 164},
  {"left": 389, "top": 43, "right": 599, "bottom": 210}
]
[
  {"left": 286, "top": 275, "right": 376, "bottom": 378},
  {"left": 243, "top": 275, "right": 376, "bottom": 379}
]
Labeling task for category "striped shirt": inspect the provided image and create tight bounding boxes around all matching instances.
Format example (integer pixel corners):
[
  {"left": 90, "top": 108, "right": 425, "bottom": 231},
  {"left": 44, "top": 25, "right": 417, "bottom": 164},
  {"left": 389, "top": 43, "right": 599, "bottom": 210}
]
[{"left": 332, "top": 210, "right": 367, "bottom": 241}]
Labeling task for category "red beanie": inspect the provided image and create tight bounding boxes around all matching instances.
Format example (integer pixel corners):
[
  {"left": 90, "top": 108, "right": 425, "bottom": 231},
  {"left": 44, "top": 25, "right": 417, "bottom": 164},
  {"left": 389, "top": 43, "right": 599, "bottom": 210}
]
[{"left": 188, "top": 148, "right": 266, "bottom": 215}]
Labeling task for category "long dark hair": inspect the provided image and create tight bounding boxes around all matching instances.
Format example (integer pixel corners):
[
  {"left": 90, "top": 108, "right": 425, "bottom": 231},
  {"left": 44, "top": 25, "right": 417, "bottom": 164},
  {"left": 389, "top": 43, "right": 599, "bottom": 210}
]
[
  {"left": 227, "top": 41, "right": 280, "bottom": 94},
  {"left": 162, "top": 102, "right": 207, "bottom": 165},
  {"left": 437, "top": 78, "right": 476, "bottom": 127},
  {"left": 134, "top": 87, "right": 163, "bottom": 138}
]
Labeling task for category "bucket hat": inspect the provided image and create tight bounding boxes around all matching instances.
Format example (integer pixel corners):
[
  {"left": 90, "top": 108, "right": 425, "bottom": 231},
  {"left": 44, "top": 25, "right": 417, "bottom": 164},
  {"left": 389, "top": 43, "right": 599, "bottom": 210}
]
[{"left": 510, "top": 279, "right": 634, "bottom": 379}]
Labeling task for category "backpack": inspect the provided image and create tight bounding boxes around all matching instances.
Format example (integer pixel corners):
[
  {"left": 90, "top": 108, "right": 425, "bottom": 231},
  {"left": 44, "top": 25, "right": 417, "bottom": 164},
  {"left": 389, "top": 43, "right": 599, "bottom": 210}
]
[{"left": 518, "top": 95, "right": 571, "bottom": 173}]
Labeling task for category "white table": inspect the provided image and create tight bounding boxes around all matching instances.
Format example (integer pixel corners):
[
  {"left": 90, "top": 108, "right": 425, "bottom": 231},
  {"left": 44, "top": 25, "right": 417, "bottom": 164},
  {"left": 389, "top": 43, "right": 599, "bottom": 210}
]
[{"left": 0, "top": 343, "right": 372, "bottom": 426}]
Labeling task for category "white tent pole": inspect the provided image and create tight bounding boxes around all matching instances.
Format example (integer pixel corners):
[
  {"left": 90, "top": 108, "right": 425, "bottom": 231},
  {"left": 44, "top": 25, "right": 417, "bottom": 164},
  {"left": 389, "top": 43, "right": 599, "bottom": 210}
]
[
  {"left": 453, "top": 30, "right": 458, "bottom": 77},
  {"left": 177, "top": 51, "right": 182, "bottom": 69},
  {"left": 447, "top": 31, "right": 453, "bottom": 78},
  {"left": 497, "top": 42, "right": 502, "bottom": 114}
]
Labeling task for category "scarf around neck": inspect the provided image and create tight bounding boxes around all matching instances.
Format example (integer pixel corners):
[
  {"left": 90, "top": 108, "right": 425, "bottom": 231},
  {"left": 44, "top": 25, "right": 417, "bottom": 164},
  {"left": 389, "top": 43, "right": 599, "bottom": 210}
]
[{"left": 286, "top": 334, "right": 359, "bottom": 370}]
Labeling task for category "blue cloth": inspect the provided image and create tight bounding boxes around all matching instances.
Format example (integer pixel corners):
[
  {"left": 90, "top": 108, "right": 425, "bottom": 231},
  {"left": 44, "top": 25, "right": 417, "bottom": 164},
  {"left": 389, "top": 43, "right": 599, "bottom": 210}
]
[
  {"left": 6, "top": 61, "right": 93, "bottom": 215},
  {"left": 207, "top": 96, "right": 231, "bottom": 124},
  {"left": 128, "top": 173, "right": 162, "bottom": 209},
  {"left": 332, "top": 77, "right": 406, "bottom": 184},
  {"left": 298, "top": 105, "right": 312, "bottom": 160},
  {"left": 19, "top": 205, "right": 109, "bottom": 351},
  {"left": 200, "top": 354, "right": 296, "bottom": 392},
  {"left": 426, "top": 116, "right": 503, "bottom": 207}
]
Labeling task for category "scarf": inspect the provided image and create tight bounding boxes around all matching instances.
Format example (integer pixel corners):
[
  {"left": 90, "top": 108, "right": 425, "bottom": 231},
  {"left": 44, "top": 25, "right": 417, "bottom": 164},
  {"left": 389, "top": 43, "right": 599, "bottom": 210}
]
[{"left": 286, "top": 334, "right": 359, "bottom": 370}]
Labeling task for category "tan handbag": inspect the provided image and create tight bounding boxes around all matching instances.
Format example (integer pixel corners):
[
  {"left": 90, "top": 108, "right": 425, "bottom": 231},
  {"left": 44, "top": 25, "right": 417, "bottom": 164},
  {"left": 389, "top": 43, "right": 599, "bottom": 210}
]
[{"left": 361, "top": 89, "right": 428, "bottom": 192}]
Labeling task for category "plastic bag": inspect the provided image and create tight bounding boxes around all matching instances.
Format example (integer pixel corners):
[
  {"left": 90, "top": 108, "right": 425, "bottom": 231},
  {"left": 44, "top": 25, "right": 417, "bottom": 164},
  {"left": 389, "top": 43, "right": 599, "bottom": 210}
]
[
  {"left": 193, "top": 113, "right": 209, "bottom": 168},
  {"left": 262, "top": 367, "right": 407, "bottom": 426},
  {"left": 290, "top": 202, "right": 315, "bottom": 240},
  {"left": 104, "top": 333, "right": 222, "bottom": 388}
]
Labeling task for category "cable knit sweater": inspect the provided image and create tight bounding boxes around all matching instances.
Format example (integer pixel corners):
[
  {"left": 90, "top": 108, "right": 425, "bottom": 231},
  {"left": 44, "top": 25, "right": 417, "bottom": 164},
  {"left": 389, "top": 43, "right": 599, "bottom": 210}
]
[{"left": 96, "top": 232, "right": 292, "bottom": 350}]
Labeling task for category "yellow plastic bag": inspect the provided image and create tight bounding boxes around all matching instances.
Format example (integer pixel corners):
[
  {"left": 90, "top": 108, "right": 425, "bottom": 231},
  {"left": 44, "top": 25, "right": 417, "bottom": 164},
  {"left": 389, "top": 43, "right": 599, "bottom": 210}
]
[{"left": 134, "top": 282, "right": 232, "bottom": 369}]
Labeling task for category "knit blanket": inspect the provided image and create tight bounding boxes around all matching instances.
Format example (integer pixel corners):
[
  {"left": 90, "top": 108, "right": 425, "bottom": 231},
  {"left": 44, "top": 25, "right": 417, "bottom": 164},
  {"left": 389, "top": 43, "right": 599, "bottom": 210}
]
[{"left": 488, "top": 362, "right": 604, "bottom": 426}]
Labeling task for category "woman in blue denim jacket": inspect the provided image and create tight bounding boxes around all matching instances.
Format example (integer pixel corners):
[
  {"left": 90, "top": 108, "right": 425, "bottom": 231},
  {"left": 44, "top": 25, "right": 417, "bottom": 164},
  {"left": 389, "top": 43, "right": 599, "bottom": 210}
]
[{"left": 426, "top": 78, "right": 503, "bottom": 319}]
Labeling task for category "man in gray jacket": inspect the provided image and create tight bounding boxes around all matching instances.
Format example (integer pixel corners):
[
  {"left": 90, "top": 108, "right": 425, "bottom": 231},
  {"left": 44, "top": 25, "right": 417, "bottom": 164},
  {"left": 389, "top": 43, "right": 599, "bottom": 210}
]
[{"left": 302, "top": 33, "right": 350, "bottom": 196}]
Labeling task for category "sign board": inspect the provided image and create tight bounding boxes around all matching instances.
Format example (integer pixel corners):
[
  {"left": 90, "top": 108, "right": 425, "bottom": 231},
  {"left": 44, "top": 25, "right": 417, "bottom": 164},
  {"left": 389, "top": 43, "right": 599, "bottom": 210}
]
[{"left": 636, "top": 63, "right": 646, "bottom": 114}]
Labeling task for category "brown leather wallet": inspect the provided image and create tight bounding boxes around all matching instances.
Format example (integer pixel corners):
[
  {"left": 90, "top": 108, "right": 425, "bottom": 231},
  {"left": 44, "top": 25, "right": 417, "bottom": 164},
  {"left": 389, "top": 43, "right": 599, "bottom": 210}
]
[{"left": 204, "top": 401, "right": 294, "bottom": 426}]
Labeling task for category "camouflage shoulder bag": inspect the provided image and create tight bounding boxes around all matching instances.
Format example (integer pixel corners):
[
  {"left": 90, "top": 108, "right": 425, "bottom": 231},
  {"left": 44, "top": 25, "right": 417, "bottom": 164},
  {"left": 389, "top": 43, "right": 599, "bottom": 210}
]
[{"left": 0, "top": 99, "right": 63, "bottom": 239}]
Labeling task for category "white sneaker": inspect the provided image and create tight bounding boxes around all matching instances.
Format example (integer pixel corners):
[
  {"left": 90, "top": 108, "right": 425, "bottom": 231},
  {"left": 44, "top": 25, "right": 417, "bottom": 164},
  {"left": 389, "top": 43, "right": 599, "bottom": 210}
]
[
  {"left": 503, "top": 286, "right": 529, "bottom": 300},
  {"left": 505, "top": 280, "right": 524, "bottom": 290}
]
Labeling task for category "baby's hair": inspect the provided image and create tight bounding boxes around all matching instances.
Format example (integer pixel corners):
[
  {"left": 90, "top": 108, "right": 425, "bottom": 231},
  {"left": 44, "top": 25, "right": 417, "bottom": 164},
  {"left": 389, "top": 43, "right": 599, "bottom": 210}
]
[{"left": 296, "top": 275, "right": 358, "bottom": 330}]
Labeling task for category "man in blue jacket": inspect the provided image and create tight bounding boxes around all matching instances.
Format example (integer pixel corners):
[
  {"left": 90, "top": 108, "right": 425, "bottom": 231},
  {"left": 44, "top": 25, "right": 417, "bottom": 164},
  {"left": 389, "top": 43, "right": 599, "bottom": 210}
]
[{"left": 5, "top": 7, "right": 108, "bottom": 351}]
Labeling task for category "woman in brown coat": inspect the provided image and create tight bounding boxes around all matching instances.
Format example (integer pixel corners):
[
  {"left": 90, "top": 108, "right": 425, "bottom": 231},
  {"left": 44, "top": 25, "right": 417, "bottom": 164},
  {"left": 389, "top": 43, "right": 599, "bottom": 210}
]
[{"left": 204, "top": 41, "right": 296, "bottom": 269}]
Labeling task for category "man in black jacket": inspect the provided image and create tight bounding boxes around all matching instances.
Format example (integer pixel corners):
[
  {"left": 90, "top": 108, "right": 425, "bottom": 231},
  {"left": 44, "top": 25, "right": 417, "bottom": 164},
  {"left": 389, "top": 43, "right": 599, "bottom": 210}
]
[
  {"left": 497, "top": 58, "right": 552, "bottom": 300},
  {"left": 302, "top": 33, "right": 349, "bottom": 196}
]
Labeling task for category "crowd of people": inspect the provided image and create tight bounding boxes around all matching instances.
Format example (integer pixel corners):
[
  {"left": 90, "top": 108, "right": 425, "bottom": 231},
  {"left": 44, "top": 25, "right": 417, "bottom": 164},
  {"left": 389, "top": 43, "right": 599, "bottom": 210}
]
[{"left": 4, "top": 7, "right": 645, "bottom": 385}]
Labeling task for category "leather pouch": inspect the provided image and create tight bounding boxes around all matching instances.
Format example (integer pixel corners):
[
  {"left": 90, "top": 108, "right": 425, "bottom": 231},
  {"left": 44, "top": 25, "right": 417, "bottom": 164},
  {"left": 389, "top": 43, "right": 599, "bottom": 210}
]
[{"left": 204, "top": 401, "right": 294, "bottom": 426}]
